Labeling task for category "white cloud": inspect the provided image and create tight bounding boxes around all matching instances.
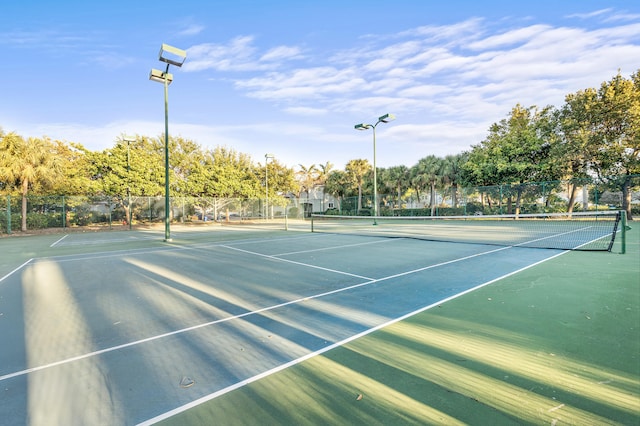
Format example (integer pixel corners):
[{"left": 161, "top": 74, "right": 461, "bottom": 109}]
[
  {"left": 178, "top": 24, "right": 205, "bottom": 36},
  {"left": 283, "top": 106, "right": 327, "bottom": 116},
  {"left": 467, "top": 24, "right": 552, "bottom": 50},
  {"left": 604, "top": 12, "right": 640, "bottom": 22},
  {"left": 185, "top": 36, "right": 260, "bottom": 71},
  {"left": 260, "top": 45, "right": 303, "bottom": 61},
  {"left": 566, "top": 9, "right": 613, "bottom": 20}
]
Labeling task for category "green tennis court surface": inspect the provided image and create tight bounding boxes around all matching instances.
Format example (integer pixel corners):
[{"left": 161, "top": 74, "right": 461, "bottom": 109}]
[{"left": 0, "top": 222, "right": 638, "bottom": 425}]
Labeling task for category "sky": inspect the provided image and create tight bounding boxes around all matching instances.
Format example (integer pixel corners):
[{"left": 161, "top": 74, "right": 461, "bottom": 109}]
[{"left": 1, "top": 0, "right": 639, "bottom": 170}]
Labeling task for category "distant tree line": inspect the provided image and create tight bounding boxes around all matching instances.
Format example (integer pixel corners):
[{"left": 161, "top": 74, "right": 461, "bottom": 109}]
[{"left": 1, "top": 70, "right": 638, "bottom": 231}]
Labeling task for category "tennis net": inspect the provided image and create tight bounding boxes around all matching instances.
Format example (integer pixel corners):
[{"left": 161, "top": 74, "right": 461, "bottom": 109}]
[{"left": 310, "top": 211, "right": 623, "bottom": 251}]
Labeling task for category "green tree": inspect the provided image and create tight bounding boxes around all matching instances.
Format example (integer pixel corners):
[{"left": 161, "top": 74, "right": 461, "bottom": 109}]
[
  {"left": 554, "top": 88, "right": 599, "bottom": 212},
  {"left": 0, "top": 133, "right": 63, "bottom": 231},
  {"left": 345, "top": 159, "right": 371, "bottom": 213},
  {"left": 411, "top": 155, "right": 443, "bottom": 215},
  {"left": 324, "top": 170, "right": 351, "bottom": 212},
  {"left": 589, "top": 71, "right": 640, "bottom": 220},
  {"left": 268, "top": 160, "right": 298, "bottom": 196},
  {"left": 209, "top": 146, "right": 260, "bottom": 198},
  {"left": 441, "top": 153, "right": 468, "bottom": 208},
  {"left": 296, "top": 164, "right": 318, "bottom": 199},
  {"left": 316, "top": 162, "right": 334, "bottom": 210},
  {"left": 380, "top": 165, "right": 410, "bottom": 208},
  {"left": 463, "top": 104, "right": 559, "bottom": 215}
]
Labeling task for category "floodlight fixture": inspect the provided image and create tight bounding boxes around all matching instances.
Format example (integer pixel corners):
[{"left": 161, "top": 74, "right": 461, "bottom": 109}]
[
  {"left": 149, "top": 69, "right": 173, "bottom": 84},
  {"left": 353, "top": 113, "right": 396, "bottom": 221},
  {"left": 378, "top": 113, "right": 396, "bottom": 123},
  {"left": 158, "top": 43, "right": 187, "bottom": 67}
]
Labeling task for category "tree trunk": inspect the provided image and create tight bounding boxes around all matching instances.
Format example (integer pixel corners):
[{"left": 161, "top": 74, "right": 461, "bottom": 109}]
[
  {"left": 452, "top": 184, "right": 458, "bottom": 208},
  {"left": 623, "top": 176, "right": 634, "bottom": 221},
  {"left": 567, "top": 183, "right": 578, "bottom": 214},
  {"left": 430, "top": 183, "right": 436, "bottom": 216},
  {"left": 21, "top": 179, "right": 29, "bottom": 232},
  {"left": 515, "top": 187, "right": 523, "bottom": 217}
]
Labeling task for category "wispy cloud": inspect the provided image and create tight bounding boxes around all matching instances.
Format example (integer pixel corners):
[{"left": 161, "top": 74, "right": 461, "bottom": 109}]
[
  {"left": 566, "top": 8, "right": 613, "bottom": 19},
  {"left": 185, "top": 36, "right": 305, "bottom": 72},
  {"left": 178, "top": 24, "right": 205, "bottom": 36},
  {"left": 260, "top": 45, "right": 303, "bottom": 61},
  {"left": 566, "top": 8, "right": 640, "bottom": 23}
]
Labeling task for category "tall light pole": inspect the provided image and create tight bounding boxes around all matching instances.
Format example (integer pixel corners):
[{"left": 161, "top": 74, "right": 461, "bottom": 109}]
[
  {"left": 354, "top": 113, "right": 396, "bottom": 221},
  {"left": 149, "top": 43, "right": 186, "bottom": 242},
  {"left": 265, "top": 154, "right": 274, "bottom": 219},
  {"left": 123, "top": 136, "right": 136, "bottom": 230}
]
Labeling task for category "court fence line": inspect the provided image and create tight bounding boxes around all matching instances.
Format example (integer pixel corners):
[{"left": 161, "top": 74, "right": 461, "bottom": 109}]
[{"left": 0, "top": 176, "right": 638, "bottom": 235}]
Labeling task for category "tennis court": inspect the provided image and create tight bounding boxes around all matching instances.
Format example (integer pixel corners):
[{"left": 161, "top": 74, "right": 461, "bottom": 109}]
[{"left": 0, "top": 217, "right": 638, "bottom": 425}]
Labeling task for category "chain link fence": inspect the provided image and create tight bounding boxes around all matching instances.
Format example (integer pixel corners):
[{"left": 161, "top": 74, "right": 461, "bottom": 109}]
[
  {"left": 0, "top": 194, "right": 307, "bottom": 234},
  {"left": 1, "top": 176, "right": 638, "bottom": 234},
  {"left": 327, "top": 176, "right": 640, "bottom": 217}
]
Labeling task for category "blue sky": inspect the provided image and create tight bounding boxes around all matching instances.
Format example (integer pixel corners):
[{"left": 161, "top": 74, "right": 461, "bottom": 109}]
[{"left": 1, "top": 0, "right": 639, "bottom": 170}]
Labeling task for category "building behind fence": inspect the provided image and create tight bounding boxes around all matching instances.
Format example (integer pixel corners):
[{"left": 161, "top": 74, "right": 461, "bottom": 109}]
[{"left": 1, "top": 176, "right": 638, "bottom": 233}]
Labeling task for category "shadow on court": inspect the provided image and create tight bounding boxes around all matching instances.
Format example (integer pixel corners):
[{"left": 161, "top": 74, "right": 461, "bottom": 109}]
[{"left": 158, "top": 227, "right": 639, "bottom": 425}]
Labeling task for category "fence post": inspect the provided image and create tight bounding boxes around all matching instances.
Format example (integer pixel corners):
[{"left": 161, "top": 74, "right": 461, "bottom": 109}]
[
  {"left": 62, "top": 195, "right": 66, "bottom": 229},
  {"left": 621, "top": 210, "right": 627, "bottom": 255},
  {"left": 6, "top": 195, "right": 11, "bottom": 235}
]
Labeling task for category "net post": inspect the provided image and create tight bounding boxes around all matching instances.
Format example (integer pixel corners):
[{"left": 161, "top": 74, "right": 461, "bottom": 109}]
[
  {"left": 311, "top": 214, "right": 314, "bottom": 233},
  {"left": 620, "top": 210, "right": 627, "bottom": 255}
]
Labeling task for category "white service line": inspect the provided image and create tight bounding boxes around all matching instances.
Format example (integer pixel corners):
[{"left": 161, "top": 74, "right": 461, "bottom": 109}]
[
  {"left": 272, "top": 238, "right": 395, "bottom": 256},
  {"left": 0, "top": 259, "right": 34, "bottom": 284},
  {"left": 50, "top": 234, "right": 68, "bottom": 247},
  {"left": 220, "top": 244, "right": 375, "bottom": 280}
]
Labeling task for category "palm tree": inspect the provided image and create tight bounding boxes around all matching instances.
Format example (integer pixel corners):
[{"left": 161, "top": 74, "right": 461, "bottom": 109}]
[
  {"left": 297, "top": 164, "right": 318, "bottom": 216},
  {"left": 381, "top": 165, "right": 410, "bottom": 208},
  {"left": 441, "top": 153, "right": 468, "bottom": 208},
  {"left": 345, "top": 159, "right": 371, "bottom": 213},
  {"left": 412, "top": 155, "right": 443, "bottom": 216},
  {"left": 316, "top": 161, "right": 334, "bottom": 211},
  {"left": 324, "top": 170, "right": 350, "bottom": 212},
  {"left": 0, "top": 134, "right": 62, "bottom": 231}
]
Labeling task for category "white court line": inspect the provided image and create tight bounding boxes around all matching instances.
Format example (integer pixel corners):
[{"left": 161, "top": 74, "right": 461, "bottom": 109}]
[
  {"left": 37, "top": 233, "right": 326, "bottom": 264},
  {"left": 219, "top": 232, "right": 332, "bottom": 246},
  {"left": 0, "top": 244, "right": 510, "bottom": 383},
  {"left": 513, "top": 225, "right": 599, "bottom": 248},
  {"left": 137, "top": 248, "right": 569, "bottom": 426},
  {"left": 272, "top": 238, "right": 395, "bottom": 256},
  {"left": 221, "top": 244, "right": 376, "bottom": 280},
  {"left": 50, "top": 234, "right": 68, "bottom": 247},
  {"left": 0, "top": 259, "right": 34, "bottom": 284}
]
